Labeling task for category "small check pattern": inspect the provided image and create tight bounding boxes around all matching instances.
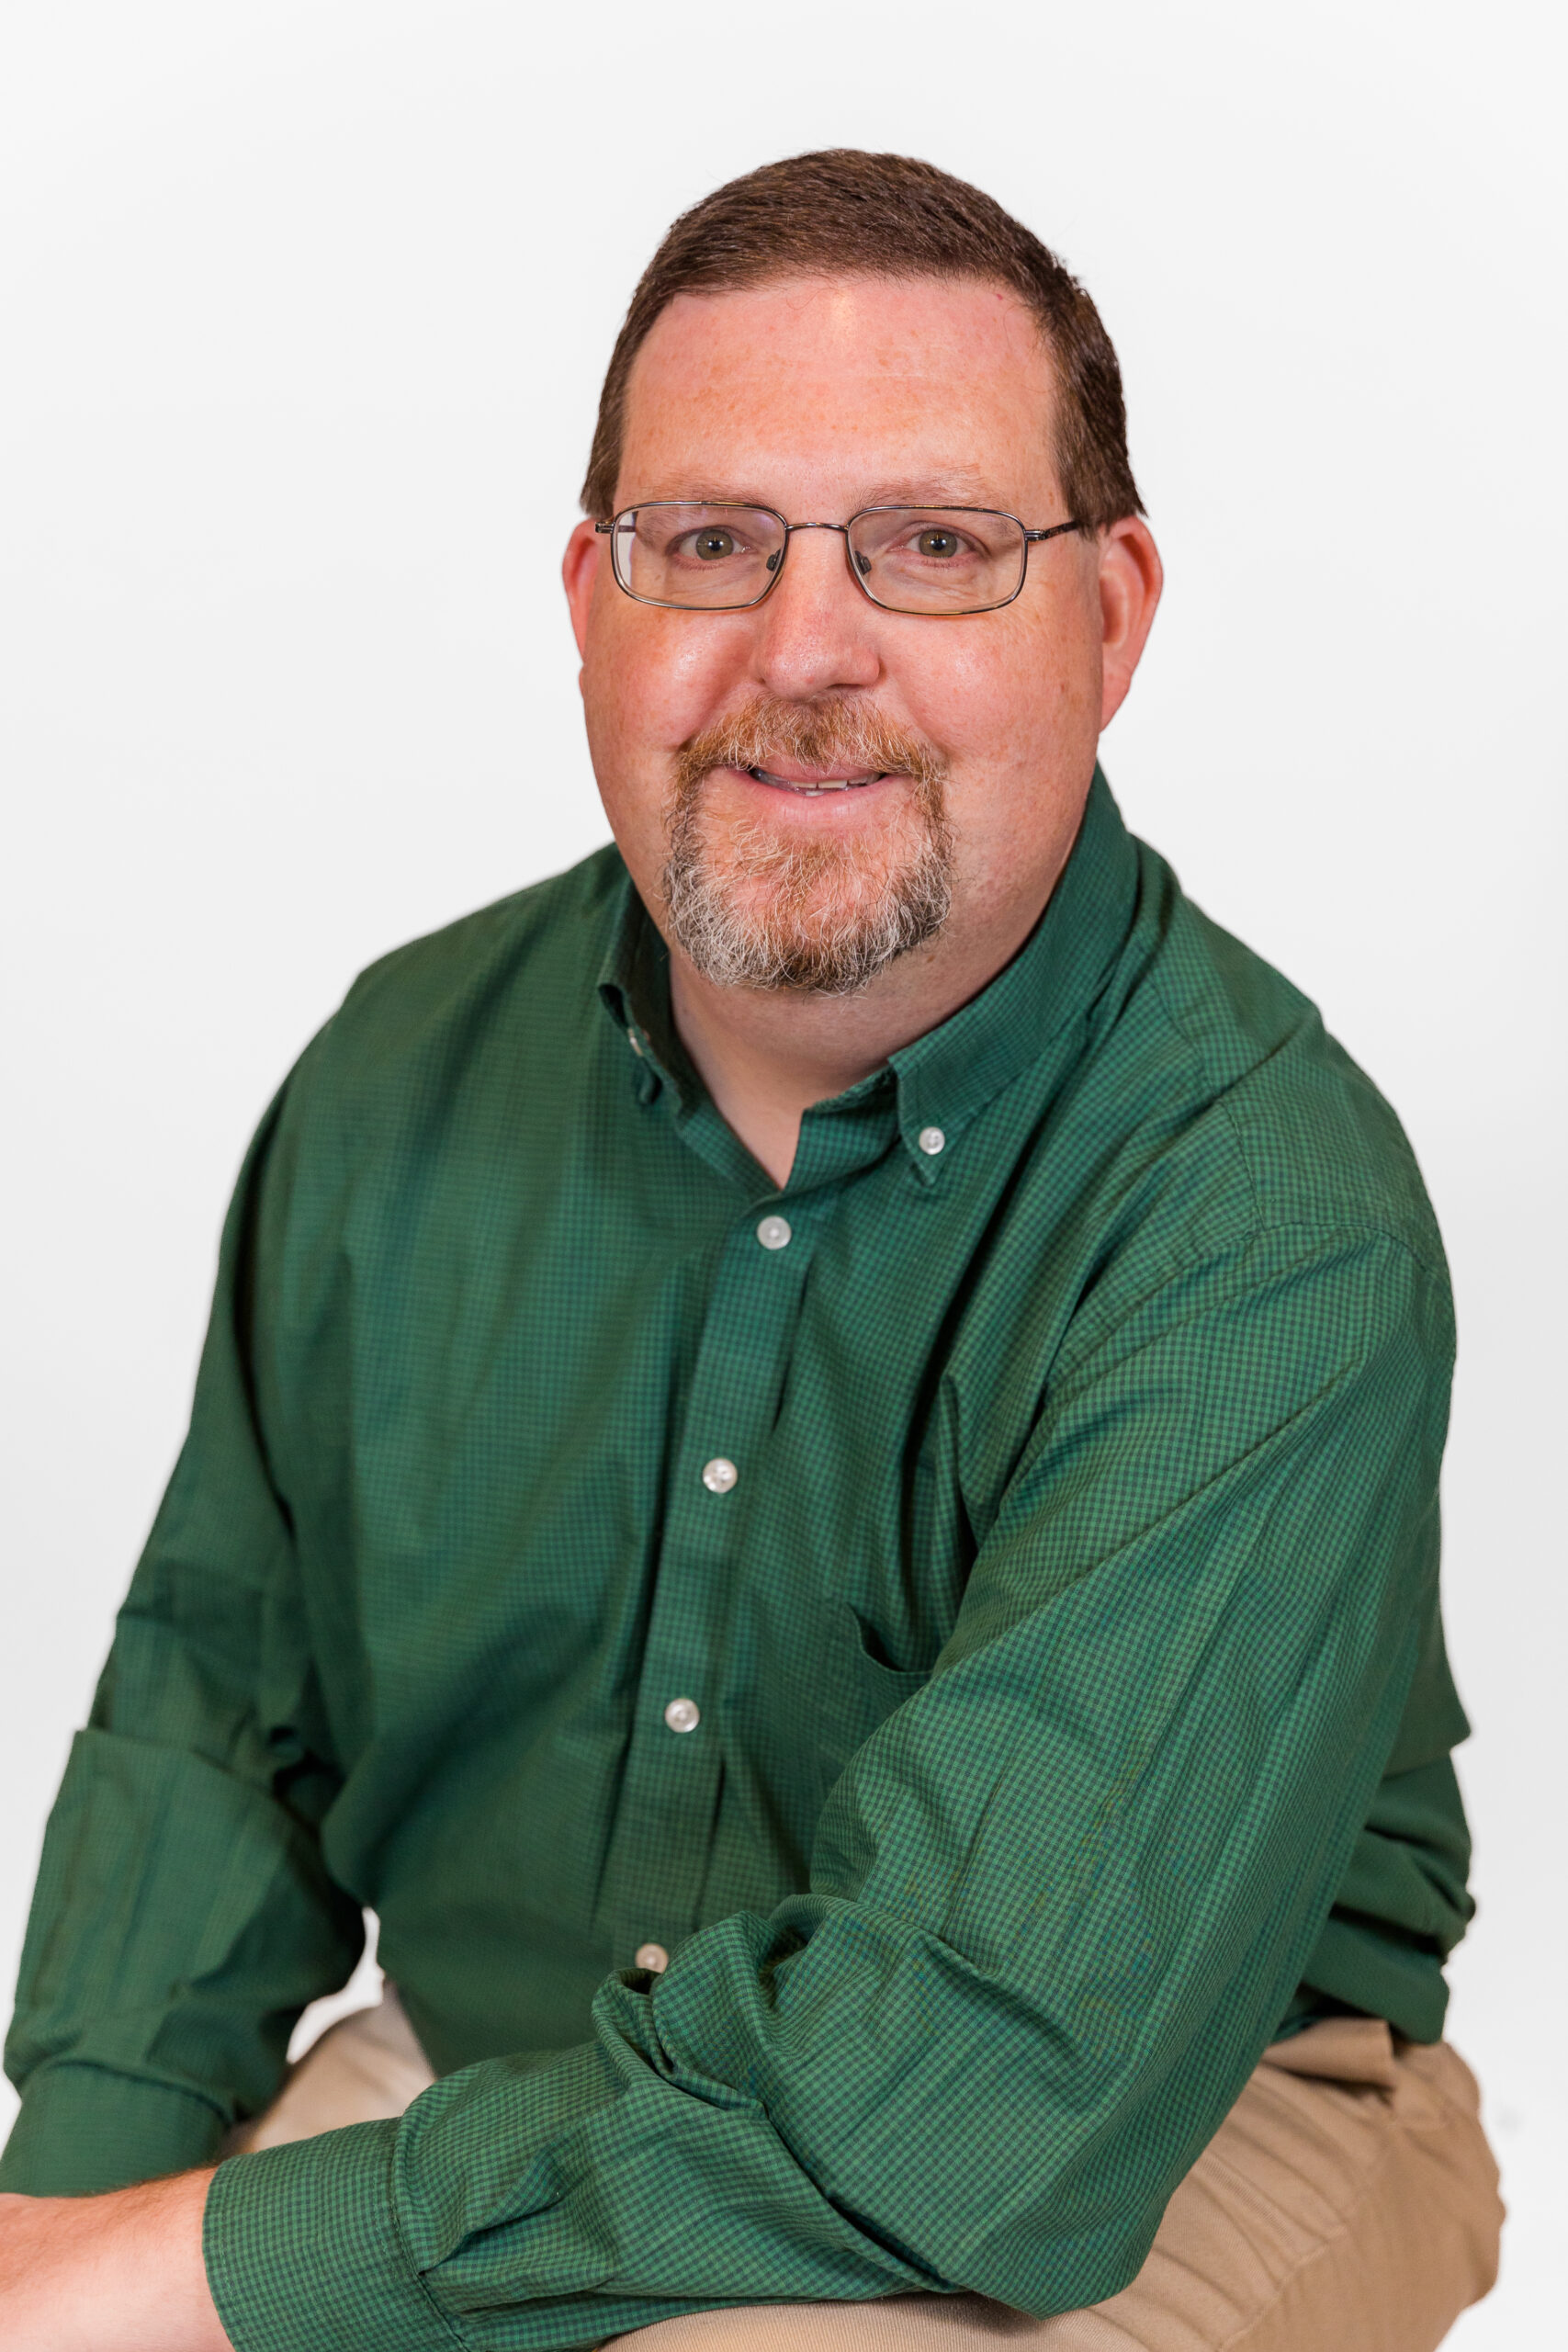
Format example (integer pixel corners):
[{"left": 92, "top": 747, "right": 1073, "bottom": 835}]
[{"left": 2, "top": 774, "right": 1472, "bottom": 2351}]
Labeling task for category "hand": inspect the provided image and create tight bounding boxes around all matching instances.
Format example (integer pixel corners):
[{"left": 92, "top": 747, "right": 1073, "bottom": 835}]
[{"left": 0, "top": 2171, "right": 233, "bottom": 2352}]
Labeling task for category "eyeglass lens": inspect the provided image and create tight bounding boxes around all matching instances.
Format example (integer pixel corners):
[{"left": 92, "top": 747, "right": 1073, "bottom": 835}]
[{"left": 611, "top": 505, "right": 1029, "bottom": 614}]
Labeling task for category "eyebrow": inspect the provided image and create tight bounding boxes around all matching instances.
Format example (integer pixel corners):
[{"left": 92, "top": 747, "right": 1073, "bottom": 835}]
[
  {"left": 857, "top": 471, "right": 1002, "bottom": 506},
  {"left": 626, "top": 471, "right": 1012, "bottom": 513}
]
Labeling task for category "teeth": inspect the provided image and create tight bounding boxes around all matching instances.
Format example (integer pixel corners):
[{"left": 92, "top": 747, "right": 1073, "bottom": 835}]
[{"left": 750, "top": 767, "right": 882, "bottom": 794}]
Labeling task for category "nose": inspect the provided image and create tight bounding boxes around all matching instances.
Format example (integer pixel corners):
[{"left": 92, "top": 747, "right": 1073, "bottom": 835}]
[{"left": 747, "top": 526, "right": 884, "bottom": 700}]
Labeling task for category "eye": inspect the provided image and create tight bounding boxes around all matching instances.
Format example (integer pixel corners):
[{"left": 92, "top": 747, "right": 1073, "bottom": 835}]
[
  {"left": 694, "top": 528, "right": 737, "bottom": 561},
  {"left": 916, "top": 527, "right": 962, "bottom": 559}
]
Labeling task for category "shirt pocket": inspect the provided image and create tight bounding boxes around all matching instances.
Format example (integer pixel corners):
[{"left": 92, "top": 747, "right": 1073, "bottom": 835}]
[{"left": 809, "top": 1601, "right": 930, "bottom": 1780}]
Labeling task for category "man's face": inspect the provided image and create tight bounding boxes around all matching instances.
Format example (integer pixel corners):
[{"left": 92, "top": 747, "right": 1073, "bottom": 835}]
[{"left": 564, "top": 274, "right": 1156, "bottom": 1000}]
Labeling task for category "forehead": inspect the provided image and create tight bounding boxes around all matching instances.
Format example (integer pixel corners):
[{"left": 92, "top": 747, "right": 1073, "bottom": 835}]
[{"left": 617, "top": 275, "right": 1058, "bottom": 507}]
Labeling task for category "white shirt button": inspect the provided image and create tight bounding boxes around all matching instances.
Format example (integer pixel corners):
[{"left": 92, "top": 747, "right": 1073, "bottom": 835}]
[
  {"left": 626, "top": 1030, "right": 644, "bottom": 1057},
  {"left": 702, "top": 1456, "right": 739, "bottom": 1493},
  {"left": 918, "top": 1125, "right": 946, "bottom": 1156},
  {"left": 635, "top": 1941, "right": 669, "bottom": 1973},
  {"left": 663, "top": 1696, "right": 701, "bottom": 1735},
  {"left": 756, "top": 1215, "right": 793, "bottom": 1250}
]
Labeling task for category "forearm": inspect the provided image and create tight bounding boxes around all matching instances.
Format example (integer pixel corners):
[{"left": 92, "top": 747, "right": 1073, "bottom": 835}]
[
  {"left": 3, "top": 1727, "right": 362, "bottom": 2194},
  {"left": 0, "top": 2172, "right": 231, "bottom": 2352}
]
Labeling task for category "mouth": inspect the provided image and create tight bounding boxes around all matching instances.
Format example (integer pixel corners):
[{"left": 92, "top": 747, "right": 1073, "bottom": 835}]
[{"left": 747, "top": 765, "right": 889, "bottom": 796}]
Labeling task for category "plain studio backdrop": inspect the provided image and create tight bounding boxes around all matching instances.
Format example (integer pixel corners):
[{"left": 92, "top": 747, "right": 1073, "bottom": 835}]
[{"left": 2, "top": 1, "right": 1562, "bottom": 2337}]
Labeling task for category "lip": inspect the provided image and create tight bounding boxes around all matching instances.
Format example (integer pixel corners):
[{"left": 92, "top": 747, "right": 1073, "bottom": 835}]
[{"left": 745, "top": 764, "right": 889, "bottom": 796}]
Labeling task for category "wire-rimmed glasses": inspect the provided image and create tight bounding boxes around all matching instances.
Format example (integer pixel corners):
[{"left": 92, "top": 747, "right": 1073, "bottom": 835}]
[{"left": 595, "top": 502, "right": 1082, "bottom": 616}]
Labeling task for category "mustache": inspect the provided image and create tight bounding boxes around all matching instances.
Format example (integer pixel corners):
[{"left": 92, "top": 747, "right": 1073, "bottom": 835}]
[{"left": 671, "top": 697, "right": 947, "bottom": 803}]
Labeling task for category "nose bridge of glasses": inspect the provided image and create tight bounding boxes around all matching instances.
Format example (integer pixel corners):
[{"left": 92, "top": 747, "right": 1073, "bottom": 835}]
[
  {"left": 781, "top": 522, "right": 851, "bottom": 573},
  {"left": 771, "top": 518, "right": 868, "bottom": 597}
]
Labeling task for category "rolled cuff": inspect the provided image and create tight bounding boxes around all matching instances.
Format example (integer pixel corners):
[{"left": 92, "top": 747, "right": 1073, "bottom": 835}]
[
  {"left": 0, "top": 2062, "right": 226, "bottom": 2194},
  {"left": 204, "top": 2117, "right": 458, "bottom": 2352}
]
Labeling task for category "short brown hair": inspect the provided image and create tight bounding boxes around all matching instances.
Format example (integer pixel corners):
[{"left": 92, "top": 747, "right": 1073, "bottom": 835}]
[{"left": 581, "top": 150, "right": 1141, "bottom": 533}]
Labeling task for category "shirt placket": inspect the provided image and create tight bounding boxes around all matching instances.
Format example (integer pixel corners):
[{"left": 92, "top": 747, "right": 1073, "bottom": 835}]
[{"left": 598, "top": 1193, "right": 820, "bottom": 1975}]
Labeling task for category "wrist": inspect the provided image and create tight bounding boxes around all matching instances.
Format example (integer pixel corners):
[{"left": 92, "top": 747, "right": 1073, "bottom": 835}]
[
  {"left": 119, "top": 2169, "right": 233, "bottom": 2352},
  {"left": 0, "top": 2170, "right": 231, "bottom": 2352}
]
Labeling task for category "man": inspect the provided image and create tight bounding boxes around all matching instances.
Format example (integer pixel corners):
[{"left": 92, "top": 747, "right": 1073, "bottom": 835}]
[{"left": 0, "top": 151, "right": 1500, "bottom": 2350}]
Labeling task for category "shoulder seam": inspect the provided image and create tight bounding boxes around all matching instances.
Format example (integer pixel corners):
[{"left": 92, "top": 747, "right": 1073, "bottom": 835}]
[{"left": 1143, "top": 953, "right": 1266, "bottom": 1230}]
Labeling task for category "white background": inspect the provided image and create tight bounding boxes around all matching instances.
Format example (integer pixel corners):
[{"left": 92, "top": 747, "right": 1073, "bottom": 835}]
[{"left": 1, "top": 2, "right": 1562, "bottom": 2336}]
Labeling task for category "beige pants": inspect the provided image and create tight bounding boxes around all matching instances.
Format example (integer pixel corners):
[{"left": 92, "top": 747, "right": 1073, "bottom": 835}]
[{"left": 233, "top": 1996, "right": 1501, "bottom": 2349}]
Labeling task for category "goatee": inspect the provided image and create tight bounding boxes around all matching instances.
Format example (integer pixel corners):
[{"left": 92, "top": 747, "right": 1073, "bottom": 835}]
[{"left": 662, "top": 697, "right": 953, "bottom": 996}]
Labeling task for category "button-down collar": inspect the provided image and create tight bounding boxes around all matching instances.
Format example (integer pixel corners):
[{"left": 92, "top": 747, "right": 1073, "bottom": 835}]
[{"left": 597, "top": 767, "right": 1139, "bottom": 1194}]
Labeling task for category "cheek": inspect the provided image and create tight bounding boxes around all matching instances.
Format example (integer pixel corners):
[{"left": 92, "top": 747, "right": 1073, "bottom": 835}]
[
  {"left": 897, "top": 605, "right": 1090, "bottom": 775},
  {"left": 585, "top": 601, "right": 751, "bottom": 764},
  {"left": 581, "top": 605, "right": 757, "bottom": 876},
  {"left": 905, "top": 605, "right": 1101, "bottom": 899}
]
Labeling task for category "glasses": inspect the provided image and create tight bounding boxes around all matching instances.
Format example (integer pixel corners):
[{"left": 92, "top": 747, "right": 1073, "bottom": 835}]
[{"left": 596, "top": 502, "right": 1082, "bottom": 616}]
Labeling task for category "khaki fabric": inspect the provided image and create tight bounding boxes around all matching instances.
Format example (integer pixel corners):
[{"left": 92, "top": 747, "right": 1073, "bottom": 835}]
[
  {"left": 234, "top": 1999, "right": 1501, "bottom": 2350},
  {"left": 226, "top": 1988, "right": 435, "bottom": 2154}
]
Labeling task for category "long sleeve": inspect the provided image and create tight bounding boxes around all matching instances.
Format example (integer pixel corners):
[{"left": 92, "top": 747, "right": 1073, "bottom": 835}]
[
  {"left": 204, "top": 1222, "right": 1454, "bottom": 2351},
  {"left": 1, "top": 1084, "right": 364, "bottom": 2196}
]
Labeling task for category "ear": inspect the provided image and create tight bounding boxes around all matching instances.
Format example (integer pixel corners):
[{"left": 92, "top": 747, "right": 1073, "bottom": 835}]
[
  {"left": 562, "top": 519, "right": 603, "bottom": 662},
  {"left": 1097, "top": 516, "right": 1163, "bottom": 730}
]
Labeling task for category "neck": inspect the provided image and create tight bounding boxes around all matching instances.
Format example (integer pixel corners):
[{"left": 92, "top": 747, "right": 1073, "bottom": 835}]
[{"left": 668, "top": 887, "right": 1054, "bottom": 1188}]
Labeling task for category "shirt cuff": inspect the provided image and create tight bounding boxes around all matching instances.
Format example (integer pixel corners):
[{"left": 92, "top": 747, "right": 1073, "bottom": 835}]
[
  {"left": 204, "top": 2118, "right": 460, "bottom": 2352},
  {"left": 0, "top": 2063, "right": 227, "bottom": 2194}
]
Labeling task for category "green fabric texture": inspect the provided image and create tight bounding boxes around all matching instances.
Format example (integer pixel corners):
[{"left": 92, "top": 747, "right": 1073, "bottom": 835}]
[{"left": 3, "top": 773, "right": 1472, "bottom": 2348}]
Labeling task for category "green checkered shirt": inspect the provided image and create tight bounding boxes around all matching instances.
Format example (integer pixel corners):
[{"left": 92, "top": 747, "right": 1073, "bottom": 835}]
[{"left": 3, "top": 773, "right": 1472, "bottom": 2349}]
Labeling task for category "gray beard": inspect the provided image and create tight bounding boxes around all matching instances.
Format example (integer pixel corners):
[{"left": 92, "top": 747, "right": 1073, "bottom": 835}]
[{"left": 661, "top": 797, "right": 953, "bottom": 996}]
